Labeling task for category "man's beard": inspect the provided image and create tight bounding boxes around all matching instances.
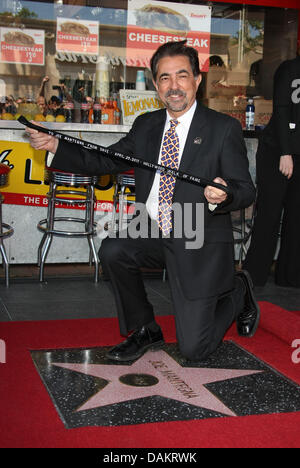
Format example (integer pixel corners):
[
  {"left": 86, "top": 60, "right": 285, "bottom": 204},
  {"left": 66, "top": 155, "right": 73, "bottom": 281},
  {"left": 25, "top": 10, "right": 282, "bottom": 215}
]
[{"left": 164, "top": 89, "right": 188, "bottom": 113}]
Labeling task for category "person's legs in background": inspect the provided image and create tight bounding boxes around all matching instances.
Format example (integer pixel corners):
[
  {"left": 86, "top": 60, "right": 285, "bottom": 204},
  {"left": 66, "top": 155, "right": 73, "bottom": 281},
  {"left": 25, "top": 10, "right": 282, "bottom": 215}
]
[
  {"left": 244, "top": 141, "right": 287, "bottom": 286},
  {"left": 275, "top": 158, "right": 300, "bottom": 287}
]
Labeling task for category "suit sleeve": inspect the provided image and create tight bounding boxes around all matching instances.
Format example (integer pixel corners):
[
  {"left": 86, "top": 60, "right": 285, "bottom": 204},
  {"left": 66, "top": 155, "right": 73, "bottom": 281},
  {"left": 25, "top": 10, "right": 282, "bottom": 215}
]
[
  {"left": 213, "top": 117, "right": 256, "bottom": 214},
  {"left": 50, "top": 119, "right": 141, "bottom": 176}
]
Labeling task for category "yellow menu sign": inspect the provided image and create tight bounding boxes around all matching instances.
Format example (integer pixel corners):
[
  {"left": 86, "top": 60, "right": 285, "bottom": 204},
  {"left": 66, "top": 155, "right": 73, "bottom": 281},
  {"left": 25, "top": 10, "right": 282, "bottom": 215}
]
[{"left": 0, "top": 140, "right": 115, "bottom": 212}]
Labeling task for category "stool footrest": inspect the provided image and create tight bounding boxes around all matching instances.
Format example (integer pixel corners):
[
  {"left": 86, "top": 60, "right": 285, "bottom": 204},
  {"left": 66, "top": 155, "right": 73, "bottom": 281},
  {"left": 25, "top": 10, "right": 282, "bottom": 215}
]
[
  {"left": 0, "top": 222, "right": 14, "bottom": 238},
  {"left": 38, "top": 217, "right": 96, "bottom": 237}
]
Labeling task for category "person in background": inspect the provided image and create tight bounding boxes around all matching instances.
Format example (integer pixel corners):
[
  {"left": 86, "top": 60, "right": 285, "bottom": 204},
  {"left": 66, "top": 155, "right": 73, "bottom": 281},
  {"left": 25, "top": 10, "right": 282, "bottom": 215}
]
[
  {"left": 38, "top": 75, "right": 49, "bottom": 99},
  {"left": 243, "top": 53, "right": 300, "bottom": 287},
  {"left": 0, "top": 95, "right": 17, "bottom": 116},
  {"left": 16, "top": 97, "right": 25, "bottom": 105},
  {"left": 36, "top": 95, "right": 48, "bottom": 117},
  {"left": 4, "top": 95, "right": 17, "bottom": 115},
  {"left": 48, "top": 95, "right": 62, "bottom": 117},
  {"left": 37, "top": 76, "right": 72, "bottom": 117},
  {"left": 36, "top": 76, "right": 50, "bottom": 117}
]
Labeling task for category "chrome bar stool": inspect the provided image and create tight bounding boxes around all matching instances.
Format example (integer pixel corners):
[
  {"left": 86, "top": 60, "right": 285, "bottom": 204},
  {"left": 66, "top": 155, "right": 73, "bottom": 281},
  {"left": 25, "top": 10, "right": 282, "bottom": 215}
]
[
  {"left": 111, "top": 170, "right": 136, "bottom": 232},
  {"left": 37, "top": 167, "right": 100, "bottom": 283},
  {"left": 0, "top": 163, "right": 14, "bottom": 287}
]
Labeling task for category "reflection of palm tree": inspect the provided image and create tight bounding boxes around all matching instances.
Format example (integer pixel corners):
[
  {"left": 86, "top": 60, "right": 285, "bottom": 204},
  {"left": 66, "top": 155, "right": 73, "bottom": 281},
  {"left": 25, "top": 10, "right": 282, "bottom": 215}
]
[
  {"left": 231, "top": 19, "right": 264, "bottom": 56},
  {"left": 0, "top": 7, "right": 38, "bottom": 19}
]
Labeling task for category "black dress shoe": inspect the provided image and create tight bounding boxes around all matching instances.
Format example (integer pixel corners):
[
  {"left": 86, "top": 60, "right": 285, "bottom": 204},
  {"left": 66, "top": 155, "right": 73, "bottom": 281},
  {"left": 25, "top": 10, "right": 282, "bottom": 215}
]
[
  {"left": 236, "top": 270, "right": 260, "bottom": 337},
  {"left": 106, "top": 325, "right": 165, "bottom": 362}
]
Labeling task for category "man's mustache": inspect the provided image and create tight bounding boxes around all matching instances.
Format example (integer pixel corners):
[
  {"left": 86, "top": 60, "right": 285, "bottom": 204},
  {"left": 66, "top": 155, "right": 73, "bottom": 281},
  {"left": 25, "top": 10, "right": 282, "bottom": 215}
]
[{"left": 165, "top": 90, "right": 187, "bottom": 98}]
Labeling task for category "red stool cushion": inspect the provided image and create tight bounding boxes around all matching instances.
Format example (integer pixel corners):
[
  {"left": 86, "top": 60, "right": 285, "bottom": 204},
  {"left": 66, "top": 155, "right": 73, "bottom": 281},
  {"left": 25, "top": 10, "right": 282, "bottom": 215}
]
[
  {"left": 0, "top": 163, "right": 11, "bottom": 175},
  {"left": 121, "top": 169, "right": 135, "bottom": 175}
]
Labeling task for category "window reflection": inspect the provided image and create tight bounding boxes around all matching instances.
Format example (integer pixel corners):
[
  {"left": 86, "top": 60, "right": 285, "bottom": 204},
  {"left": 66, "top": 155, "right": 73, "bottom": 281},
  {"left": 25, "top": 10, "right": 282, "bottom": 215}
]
[{"left": 0, "top": 0, "right": 298, "bottom": 128}]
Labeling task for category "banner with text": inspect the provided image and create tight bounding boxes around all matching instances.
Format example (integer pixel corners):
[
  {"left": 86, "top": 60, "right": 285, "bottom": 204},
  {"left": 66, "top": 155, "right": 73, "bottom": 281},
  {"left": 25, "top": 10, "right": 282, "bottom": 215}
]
[
  {"left": 56, "top": 18, "right": 99, "bottom": 55},
  {"left": 0, "top": 141, "right": 115, "bottom": 212},
  {"left": 0, "top": 27, "right": 45, "bottom": 65},
  {"left": 126, "top": 0, "right": 211, "bottom": 71}
]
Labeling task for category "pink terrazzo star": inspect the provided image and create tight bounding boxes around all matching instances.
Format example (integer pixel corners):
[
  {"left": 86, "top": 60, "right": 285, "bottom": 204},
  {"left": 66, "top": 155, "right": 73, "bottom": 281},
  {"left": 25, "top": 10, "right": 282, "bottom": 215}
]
[{"left": 53, "top": 350, "right": 262, "bottom": 417}]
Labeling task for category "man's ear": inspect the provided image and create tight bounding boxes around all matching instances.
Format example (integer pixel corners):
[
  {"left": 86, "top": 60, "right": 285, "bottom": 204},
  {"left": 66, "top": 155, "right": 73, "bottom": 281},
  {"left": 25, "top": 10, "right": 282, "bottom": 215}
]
[
  {"left": 152, "top": 78, "right": 158, "bottom": 91},
  {"left": 196, "top": 73, "right": 202, "bottom": 89}
]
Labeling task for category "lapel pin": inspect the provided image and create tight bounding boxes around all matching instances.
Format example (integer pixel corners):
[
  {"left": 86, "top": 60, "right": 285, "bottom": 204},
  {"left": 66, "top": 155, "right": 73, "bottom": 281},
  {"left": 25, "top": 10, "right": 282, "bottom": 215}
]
[{"left": 193, "top": 137, "right": 202, "bottom": 145}]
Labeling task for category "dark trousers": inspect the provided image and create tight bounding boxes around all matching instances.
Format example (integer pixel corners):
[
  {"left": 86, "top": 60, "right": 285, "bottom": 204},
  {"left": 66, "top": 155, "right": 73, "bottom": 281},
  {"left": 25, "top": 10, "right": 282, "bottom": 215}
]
[
  {"left": 100, "top": 234, "right": 245, "bottom": 361},
  {"left": 244, "top": 139, "right": 300, "bottom": 287}
]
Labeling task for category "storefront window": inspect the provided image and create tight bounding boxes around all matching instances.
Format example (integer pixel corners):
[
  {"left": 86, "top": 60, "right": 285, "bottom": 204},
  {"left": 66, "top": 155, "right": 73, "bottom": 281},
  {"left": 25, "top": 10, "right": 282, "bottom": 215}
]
[{"left": 0, "top": 0, "right": 298, "bottom": 127}]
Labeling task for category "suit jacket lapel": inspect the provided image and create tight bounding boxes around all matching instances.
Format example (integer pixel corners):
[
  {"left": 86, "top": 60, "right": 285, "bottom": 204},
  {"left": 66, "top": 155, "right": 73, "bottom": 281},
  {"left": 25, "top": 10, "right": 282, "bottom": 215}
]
[{"left": 178, "top": 104, "right": 208, "bottom": 175}]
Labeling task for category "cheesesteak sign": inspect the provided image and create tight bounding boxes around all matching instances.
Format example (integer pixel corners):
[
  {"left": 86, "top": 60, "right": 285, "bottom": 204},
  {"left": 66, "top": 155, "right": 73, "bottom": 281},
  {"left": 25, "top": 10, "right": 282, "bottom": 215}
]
[{"left": 127, "top": 0, "right": 211, "bottom": 70}]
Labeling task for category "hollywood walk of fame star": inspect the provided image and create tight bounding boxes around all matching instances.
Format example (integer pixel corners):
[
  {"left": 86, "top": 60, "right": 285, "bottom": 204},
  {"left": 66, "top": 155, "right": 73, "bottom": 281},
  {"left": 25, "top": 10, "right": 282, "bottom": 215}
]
[{"left": 53, "top": 350, "right": 263, "bottom": 417}]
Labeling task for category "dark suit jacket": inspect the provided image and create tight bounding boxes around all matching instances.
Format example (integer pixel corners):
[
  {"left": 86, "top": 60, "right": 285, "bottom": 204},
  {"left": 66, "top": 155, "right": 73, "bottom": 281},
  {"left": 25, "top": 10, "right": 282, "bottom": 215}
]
[
  {"left": 264, "top": 56, "right": 300, "bottom": 155},
  {"left": 51, "top": 103, "right": 255, "bottom": 299}
]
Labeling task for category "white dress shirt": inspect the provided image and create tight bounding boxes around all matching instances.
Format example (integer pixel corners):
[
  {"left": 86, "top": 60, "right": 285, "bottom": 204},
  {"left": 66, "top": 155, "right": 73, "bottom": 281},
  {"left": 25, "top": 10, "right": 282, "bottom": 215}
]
[{"left": 146, "top": 101, "right": 197, "bottom": 220}]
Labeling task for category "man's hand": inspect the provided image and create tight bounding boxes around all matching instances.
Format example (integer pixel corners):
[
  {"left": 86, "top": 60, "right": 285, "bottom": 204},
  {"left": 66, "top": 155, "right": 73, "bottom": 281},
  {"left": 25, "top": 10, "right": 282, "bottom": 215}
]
[
  {"left": 279, "top": 155, "right": 293, "bottom": 179},
  {"left": 25, "top": 121, "right": 58, "bottom": 154},
  {"left": 204, "top": 177, "right": 228, "bottom": 204}
]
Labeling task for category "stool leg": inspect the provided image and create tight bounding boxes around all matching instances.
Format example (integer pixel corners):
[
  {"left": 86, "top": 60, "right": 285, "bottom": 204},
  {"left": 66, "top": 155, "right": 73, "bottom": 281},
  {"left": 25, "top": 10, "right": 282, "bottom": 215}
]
[
  {"left": 39, "top": 235, "right": 53, "bottom": 282},
  {"left": 0, "top": 239, "right": 9, "bottom": 287},
  {"left": 38, "top": 232, "right": 48, "bottom": 267},
  {"left": 0, "top": 201, "right": 10, "bottom": 287},
  {"left": 87, "top": 185, "right": 99, "bottom": 283},
  {"left": 111, "top": 182, "right": 119, "bottom": 232},
  {"left": 119, "top": 185, "right": 127, "bottom": 232},
  {"left": 38, "top": 187, "right": 53, "bottom": 267},
  {"left": 85, "top": 186, "right": 93, "bottom": 267},
  {"left": 38, "top": 182, "right": 56, "bottom": 282},
  {"left": 88, "top": 236, "right": 99, "bottom": 282}
]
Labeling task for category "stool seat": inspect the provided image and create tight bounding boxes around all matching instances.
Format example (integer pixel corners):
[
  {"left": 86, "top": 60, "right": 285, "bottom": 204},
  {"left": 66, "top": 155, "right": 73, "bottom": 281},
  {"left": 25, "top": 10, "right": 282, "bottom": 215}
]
[
  {"left": 38, "top": 167, "right": 100, "bottom": 282},
  {"left": 45, "top": 166, "right": 99, "bottom": 187},
  {"left": 116, "top": 171, "right": 135, "bottom": 187}
]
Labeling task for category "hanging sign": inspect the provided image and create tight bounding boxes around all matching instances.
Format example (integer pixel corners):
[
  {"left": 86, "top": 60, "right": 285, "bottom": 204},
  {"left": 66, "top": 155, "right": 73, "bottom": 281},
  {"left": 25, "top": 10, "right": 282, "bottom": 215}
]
[
  {"left": 0, "top": 27, "right": 45, "bottom": 65},
  {"left": 126, "top": 0, "right": 211, "bottom": 71},
  {"left": 56, "top": 18, "right": 99, "bottom": 55}
]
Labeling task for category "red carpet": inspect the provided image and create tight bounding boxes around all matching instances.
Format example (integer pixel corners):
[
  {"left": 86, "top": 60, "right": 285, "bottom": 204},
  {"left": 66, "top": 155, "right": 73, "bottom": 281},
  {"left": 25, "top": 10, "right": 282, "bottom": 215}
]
[{"left": 0, "top": 302, "right": 299, "bottom": 448}]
